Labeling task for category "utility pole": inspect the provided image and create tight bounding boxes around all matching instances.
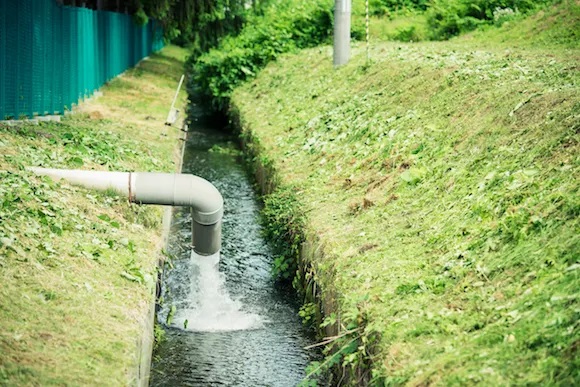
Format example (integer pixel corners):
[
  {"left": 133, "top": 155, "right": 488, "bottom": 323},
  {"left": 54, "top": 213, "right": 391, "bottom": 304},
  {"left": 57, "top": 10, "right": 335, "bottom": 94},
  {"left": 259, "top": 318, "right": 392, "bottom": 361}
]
[{"left": 333, "top": 0, "right": 351, "bottom": 66}]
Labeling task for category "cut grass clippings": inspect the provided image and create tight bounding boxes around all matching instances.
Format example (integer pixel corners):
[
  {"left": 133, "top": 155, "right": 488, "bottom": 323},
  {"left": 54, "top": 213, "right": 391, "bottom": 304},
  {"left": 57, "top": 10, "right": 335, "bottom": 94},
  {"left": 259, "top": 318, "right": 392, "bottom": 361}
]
[
  {"left": 231, "top": 2, "right": 579, "bottom": 385},
  {"left": 0, "top": 45, "right": 188, "bottom": 386}
]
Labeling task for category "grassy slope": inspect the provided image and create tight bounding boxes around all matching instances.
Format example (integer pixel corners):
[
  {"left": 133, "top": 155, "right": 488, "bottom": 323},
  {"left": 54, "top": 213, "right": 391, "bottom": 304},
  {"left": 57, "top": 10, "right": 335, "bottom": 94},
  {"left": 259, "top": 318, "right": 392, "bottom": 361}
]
[
  {"left": 232, "top": 2, "right": 578, "bottom": 385},
  {"left": 0, "top": 45, "right": 187, "bottom": 386}
]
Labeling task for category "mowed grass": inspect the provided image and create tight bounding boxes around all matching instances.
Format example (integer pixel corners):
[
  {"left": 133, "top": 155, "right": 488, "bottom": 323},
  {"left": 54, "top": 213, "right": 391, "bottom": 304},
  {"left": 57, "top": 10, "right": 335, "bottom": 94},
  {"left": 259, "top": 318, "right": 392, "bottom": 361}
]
[
  {"left": 0, "top": 45, "right": 188, "bottom": 385},
  {"left": 231, "top": 2, "right": 579, "bottom": 385}
]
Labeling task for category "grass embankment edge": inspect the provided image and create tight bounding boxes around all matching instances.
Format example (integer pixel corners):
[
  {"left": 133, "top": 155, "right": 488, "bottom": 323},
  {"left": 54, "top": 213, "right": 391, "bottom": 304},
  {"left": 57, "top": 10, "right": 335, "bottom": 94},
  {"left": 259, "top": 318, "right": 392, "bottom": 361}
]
[
  {"left": 230, "top": 103, "right": 375, "bottom": 385},
  {"left": 229, "top": 2, "right": 579, "bottom": 385},
  {"left": 0, "top": 45, "right": 188, "bottom": 386}
]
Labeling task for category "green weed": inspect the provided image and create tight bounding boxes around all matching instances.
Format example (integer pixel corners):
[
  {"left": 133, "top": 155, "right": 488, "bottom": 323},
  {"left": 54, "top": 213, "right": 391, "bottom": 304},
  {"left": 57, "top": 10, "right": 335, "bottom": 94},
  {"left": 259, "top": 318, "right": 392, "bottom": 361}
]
[
  {"left": 0, "top": 45, "right": 188, "bottom": 385},
  {"left": 189, "top": 0, "right": 333, "bottom": 113},
  {"left": 261, "top": 186, "right": 306, "bottom": 283},
  {"left": 231, "top": 2, "right": 579, "bottom": 384}
]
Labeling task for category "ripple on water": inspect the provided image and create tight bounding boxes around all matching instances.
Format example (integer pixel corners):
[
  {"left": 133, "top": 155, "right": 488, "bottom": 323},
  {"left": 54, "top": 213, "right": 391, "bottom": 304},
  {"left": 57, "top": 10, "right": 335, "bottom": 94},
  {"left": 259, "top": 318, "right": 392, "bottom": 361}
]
[
  {"left": 151, "top": 122, "right": 318, "bottom": 386},
  {"left": 171, "top": 251, "right": 266, "bottom": 333}
]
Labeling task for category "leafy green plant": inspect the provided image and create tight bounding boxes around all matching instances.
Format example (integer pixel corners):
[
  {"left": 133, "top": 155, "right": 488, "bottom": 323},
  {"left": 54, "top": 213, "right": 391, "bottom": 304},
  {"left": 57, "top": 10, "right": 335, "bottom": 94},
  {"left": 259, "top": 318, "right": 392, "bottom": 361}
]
[
  {"left": 189, "top": 0, "right": 333, "bottom": 112},
  {"left": 368, "top": 0, "right": 429, "bottom": 16},
  {"left": 261, "top": 185, "right": 306, "bottom": 283},
  {"left": 153, "top": 322, "right": 166, "bottom": 348},
  {"left": 231, "top": 2, "right": 580, "bottom": 382},
  {"left": 300, "top": 301, "right": 378, "bottom": 386},
  {"left": 299, "top": 302, "right": 318, "bottom": 327},
  {"left": 426, "top": 0, "right": 555, "bottom": 39},
  {"left": 391, "top": 25, "right": 423, "bottom": 41}
]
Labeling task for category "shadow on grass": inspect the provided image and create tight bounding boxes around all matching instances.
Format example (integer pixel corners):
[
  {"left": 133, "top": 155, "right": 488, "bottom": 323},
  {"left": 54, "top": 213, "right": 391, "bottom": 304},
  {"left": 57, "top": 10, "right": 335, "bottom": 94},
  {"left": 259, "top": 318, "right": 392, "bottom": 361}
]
[{"left": 137, "top": 51, "right": 186, "bottom": 80}]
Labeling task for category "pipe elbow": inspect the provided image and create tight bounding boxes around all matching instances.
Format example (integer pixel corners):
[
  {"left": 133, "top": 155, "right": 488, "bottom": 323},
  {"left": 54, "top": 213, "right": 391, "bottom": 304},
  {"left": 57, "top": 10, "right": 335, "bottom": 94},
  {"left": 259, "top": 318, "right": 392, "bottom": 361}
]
[
  {"left": 132, "top": 172, "right": 224, "bottom": 225},
  {"left": 27, "top": 168, "right": 224, "bottom": 256},
  {"left": 132, "top": 173, "right": 224, "bottom": 255}
]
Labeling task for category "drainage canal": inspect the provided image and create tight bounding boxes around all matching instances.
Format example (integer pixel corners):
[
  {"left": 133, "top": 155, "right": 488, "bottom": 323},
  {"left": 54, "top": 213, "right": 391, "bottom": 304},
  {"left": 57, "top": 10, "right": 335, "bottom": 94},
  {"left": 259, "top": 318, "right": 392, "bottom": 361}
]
[{"left": 150, "top": 111, "right": 318, "bottom": 386}]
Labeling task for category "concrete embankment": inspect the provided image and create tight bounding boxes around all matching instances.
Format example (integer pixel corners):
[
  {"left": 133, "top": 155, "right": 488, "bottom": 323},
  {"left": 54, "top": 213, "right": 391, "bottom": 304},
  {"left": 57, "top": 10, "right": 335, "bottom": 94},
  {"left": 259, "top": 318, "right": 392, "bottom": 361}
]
[{"left": 0, "top": 45, "right": 188, "bottom": 386}]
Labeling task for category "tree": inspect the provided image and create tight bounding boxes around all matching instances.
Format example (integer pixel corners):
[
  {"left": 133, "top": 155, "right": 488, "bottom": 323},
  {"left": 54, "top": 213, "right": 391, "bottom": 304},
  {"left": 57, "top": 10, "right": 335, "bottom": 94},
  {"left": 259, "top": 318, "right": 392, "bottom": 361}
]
[{"left": 58, "top": 0, "right": 270, "bottom": 50}]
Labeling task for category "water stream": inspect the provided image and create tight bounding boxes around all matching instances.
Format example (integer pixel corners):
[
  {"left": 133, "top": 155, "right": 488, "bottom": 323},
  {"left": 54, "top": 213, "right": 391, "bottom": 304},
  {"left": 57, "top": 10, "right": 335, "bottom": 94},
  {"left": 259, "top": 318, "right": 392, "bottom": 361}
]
[{"left": 150, "top": 110, "right": 318, "bottom": 386}]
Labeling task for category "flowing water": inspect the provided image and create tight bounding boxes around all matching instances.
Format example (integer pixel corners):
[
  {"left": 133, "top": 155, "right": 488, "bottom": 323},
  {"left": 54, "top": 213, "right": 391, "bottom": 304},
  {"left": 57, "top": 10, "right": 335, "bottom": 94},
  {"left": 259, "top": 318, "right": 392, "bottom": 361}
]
[{"left": 150, "top": 111, "right": 318, "bottom": 386}]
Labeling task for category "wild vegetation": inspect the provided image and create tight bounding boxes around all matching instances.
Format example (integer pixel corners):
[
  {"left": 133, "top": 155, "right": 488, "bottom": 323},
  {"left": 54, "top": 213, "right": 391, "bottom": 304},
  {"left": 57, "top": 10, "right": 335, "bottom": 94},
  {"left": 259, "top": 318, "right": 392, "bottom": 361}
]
[
  {"left": 229, "top": 0, "right": 579, "bottom": 384},
  {"left": 0, "top": 45, "right": 187, "bottom": 385},
  {"left": 2, "top": 0, "right": 575, "bottom": 384},
  {"left": 353, "top": 0, "right": 559, "bottom": 42},
  {"left": 189, "top": 0, "right": 334, "bottom": 113},
  {"left": 58, "top": 0, "right": 266, "bottom": 55},
  {"left": 189, "top": 0, "right": 565, "bottom": 115}
]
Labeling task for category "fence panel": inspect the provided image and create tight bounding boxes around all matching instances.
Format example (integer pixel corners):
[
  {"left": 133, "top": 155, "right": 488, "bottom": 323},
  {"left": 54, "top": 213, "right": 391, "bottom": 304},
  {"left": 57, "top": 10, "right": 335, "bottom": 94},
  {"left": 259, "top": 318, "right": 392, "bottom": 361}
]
[{"left": 0, "top": 0, "right": 164, "bottom": 120}]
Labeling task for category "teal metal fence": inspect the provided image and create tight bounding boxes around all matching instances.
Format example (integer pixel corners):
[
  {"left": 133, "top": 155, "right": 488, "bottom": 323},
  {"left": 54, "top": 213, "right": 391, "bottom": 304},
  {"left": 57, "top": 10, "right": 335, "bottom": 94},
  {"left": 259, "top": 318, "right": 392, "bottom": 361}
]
[{"left": 0, "top": 0, "right": 164, "bottom": 120}]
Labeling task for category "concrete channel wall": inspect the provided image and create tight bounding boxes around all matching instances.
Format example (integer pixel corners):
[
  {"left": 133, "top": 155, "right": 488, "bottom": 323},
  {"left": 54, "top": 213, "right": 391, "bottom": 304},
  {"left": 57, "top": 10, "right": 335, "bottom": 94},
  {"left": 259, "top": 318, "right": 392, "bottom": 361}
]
[
  {"left": 134, "top": 206, "right": 173, "bottom": 386},
  {"left": 133, "top": 121, "right": 187, "bottom": 386}
]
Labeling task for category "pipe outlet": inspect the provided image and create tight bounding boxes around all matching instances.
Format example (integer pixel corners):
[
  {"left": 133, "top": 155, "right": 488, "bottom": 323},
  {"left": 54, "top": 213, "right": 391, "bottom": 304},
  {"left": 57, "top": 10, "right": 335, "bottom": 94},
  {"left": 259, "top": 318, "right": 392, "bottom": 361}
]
[
  {"left": 131, "top": 173, "right": 223, "bottom": 256},
  {"left": 28, "top": 168, "right": 223, "bottom": 256}
]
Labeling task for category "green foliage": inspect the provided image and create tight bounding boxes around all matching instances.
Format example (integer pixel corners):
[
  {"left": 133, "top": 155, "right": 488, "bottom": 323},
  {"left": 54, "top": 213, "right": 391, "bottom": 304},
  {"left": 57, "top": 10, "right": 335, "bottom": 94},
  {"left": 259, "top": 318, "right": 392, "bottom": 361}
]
[
  {"left": 361, "top": 0, "right": 561, "bottom": 43},
  {"left": 231, "top": 1, "right": 580, "bottom": 383},
  {"left": 369, "top": 0, "right": 429, "bottom": 16},
  {"left": 300, "top": 302, "right": 379, "bottom": 386},
  {"left": 0, "top": 118, "right": 159, "bottom": 172},
  {"left": 132, "top": 6, "right": 149, "bottom": 26},
  {"left": 468, "top": 0, "right": 580, "bottom": 48},
  {"left": 362, "top": 10, "right": 430, "bottom": 42},
  {"left": 391, "top": 24, "right": 421, "bottom": 41},
  {"left": 298, "top": 302, "right": 318, "bottom": 326},
  {"left": 426, "top": 0, "right": 554, "bottom": 39},
  {"left": 261, "top": 185, "right": 306, "bottom": 283},
  {"left": 189, "top": 0, "right": 333, "bottom": 113},
  {"left": 208, "top": 142, "right": 242, "bottom": 157},
  {"left": 138, "top": 0, "right": 250, "bottom": 47},
  {"left": 153, "top": 322, "right": 166, "bottom": 348},
  {"left": 166, "top": 304, "right": 177, "bottom": 325}
]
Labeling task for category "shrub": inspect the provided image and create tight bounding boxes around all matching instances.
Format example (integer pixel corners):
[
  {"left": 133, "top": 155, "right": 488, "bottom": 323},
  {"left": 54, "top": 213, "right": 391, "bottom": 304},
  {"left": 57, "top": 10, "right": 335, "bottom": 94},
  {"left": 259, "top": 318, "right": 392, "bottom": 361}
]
[
  {"left": 392, "top": 25, "right": 422, "bottom": 41},
  {"left": 261, "top": 185, "right": 306, "bottom": 283},
  {"left": 371, "top": 0, "right": 429, "bottom": 14},
  {"left": 426, "top": 0, "right": 554, "bottom": 40},
  {"left": 189, "top": 0, "right": 333, "bottom": 112}
]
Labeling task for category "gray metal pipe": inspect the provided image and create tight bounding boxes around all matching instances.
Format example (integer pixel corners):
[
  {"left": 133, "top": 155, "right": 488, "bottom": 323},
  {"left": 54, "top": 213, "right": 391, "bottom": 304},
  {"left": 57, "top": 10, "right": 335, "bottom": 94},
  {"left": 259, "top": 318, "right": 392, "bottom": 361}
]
[
  {"left": 131, "top": 173, "right": 223, "bottom": 255},
  {"left": 28, "top": 168, "right": 223, "bottom": 256},
  {"left": 333, "top": 0, "right": 351, "bottom": 66}
]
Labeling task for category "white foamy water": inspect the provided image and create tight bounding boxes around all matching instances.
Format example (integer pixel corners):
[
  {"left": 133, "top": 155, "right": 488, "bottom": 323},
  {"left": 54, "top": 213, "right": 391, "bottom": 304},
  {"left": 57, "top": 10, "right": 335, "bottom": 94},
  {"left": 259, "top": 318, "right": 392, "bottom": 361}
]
[{"left": 172, "top": 251, "right": 265, "bottom": 332}]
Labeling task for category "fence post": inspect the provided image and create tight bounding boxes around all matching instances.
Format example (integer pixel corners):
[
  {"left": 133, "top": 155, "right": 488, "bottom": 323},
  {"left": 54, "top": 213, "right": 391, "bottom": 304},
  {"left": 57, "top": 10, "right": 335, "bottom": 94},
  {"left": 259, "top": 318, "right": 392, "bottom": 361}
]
[{"left": 0, "top": 0, "right": 5, "bottom": 119}]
